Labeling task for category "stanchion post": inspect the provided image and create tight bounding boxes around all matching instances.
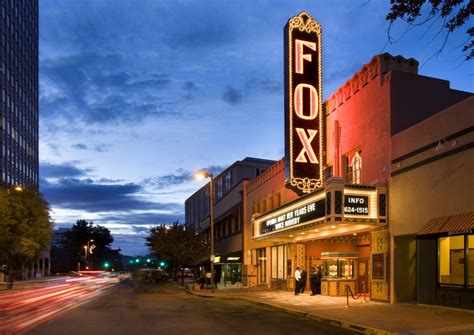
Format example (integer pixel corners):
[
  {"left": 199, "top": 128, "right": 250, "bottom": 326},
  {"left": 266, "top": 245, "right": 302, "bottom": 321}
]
[
  {"left": 345, "top": 285, "right": 350, "bottom": 308},
  {"left": 362, "top": 281, "right": 366, "bottom": 303}
]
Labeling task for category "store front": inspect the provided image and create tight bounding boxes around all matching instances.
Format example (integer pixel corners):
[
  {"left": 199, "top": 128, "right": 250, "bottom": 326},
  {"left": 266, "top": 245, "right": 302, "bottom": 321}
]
[
  {"left": 213, "top": 251, "right": 243, "bottom": 288},
  {"left": 249, "top": 177, "right": 390, "bottom": 302},
  {"left": 417, "top": 212, "right": 474, "bottom": 309}
]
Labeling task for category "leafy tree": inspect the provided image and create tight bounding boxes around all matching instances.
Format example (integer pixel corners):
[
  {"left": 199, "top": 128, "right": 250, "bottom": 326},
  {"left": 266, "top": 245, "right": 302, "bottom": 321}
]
[
  {"left": 51, "top": 220, "right": 122, "bottom": 273},
  {"left": 0, "top": 187, "right": 52, "bottom": 288},
  {"left": 386, "top": 0, "right": 473, "bottom": 60},
  {"left": 146, "top": 222, "right": 209, "bottom": 285}
]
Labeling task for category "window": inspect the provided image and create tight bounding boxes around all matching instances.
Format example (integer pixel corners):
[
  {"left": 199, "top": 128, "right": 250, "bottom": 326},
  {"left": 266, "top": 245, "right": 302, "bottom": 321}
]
[
  {"left": 271, "top": 245, "right": 286, "bottom": 280},
  {"left": 346, "top": 151, "right": 362, "bottom": 184},
  {"left": 225, "top": 172, "right": 232, "bottom": 193},
  {"left": 438, "top": 235, "right": 472, "bottom": 287},
  {"left": 217, "top": 178, "right": 223, "bottom": 200}
]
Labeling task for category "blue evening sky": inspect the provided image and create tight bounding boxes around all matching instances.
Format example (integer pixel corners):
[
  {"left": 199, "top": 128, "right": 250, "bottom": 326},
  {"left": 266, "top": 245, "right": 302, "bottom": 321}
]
[{"left": 39, "top": 0, "right": 473, "bottom": 256}]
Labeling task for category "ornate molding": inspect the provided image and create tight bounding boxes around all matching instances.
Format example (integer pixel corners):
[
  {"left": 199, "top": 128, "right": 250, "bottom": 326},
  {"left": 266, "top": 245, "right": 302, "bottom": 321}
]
[
  {"left": 325, "top": 53, "right": 418, "bottom": 115},
  {"left": 288, "top": 12, "right": 321, "bottom": 34}
]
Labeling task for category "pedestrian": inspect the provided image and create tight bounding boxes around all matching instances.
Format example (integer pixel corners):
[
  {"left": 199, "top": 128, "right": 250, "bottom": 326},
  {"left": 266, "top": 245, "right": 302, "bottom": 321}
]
[
  {"left": 205, "top": 271, "right": 212, "bottom": 288},
  {"left": 310, "top": 266, "right": 318, "bottom": 296},
  {"left": 299, "top": 268, "right": 307, "bottom": 294},
  {"left": 294, "top": 267, "right": 301, "bottom": 295},
  {"left": 315, "top": 265, "right": 323, "bottom": 294},
  {"left": 214, "top": 268, "right": 221, "bottom": 289},
  {"left": 199, "top": 268, "right": 206, "bottom": 289}
]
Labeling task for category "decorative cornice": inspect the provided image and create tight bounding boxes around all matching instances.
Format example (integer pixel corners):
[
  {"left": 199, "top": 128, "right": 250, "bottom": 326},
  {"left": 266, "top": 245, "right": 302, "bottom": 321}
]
[{"left": 324, "top": 53, "right": 418, "bottom": 115}]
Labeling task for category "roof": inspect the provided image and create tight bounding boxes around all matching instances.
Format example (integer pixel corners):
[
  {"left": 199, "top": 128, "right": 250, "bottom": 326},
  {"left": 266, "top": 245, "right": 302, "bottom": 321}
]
[{"left": 418, "top": 212, "right": 474, "bottom": 236}]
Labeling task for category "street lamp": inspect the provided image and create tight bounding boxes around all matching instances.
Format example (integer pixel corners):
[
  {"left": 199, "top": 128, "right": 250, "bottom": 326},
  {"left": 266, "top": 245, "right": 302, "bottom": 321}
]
[
  {"left": 84, "top": 239, "right": 94, "bottom": 270},
  {"left": 195, "top": 171, "right": 215, "bottom": 291},
  {"left": 6, "top": 185, "right": 23, "bottom": 195}
]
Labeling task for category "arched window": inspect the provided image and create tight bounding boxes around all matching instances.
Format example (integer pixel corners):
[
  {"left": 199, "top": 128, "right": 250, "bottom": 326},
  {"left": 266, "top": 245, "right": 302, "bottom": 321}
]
[{"left": 346, "top": 151, "right": 362, "bottom": 184}]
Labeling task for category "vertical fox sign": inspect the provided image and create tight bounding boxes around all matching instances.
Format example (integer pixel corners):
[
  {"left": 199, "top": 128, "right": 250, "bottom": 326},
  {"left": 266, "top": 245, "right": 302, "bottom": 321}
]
[{"left": 285, "top": 12, "right": 324, "bottom": 195}]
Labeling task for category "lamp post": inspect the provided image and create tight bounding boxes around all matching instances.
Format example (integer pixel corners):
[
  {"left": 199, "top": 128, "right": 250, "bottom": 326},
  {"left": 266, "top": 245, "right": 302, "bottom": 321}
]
[
  {"left": 195, "top": 171, "right": 215, "bottom": 291},
  {"left": 84, "top": 239, "right": 94, "bottom": 270}
]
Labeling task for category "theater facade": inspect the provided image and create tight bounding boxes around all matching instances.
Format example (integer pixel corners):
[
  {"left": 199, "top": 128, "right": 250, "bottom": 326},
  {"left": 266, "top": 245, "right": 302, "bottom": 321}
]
[{"left": 241, "top": 12, "right": 472, "bottom": 306}]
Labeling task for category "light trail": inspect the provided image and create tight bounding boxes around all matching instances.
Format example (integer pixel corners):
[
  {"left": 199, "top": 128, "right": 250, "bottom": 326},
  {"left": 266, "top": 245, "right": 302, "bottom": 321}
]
[{"left": 0, "top": 274, "right": 120, "bottom": 334}]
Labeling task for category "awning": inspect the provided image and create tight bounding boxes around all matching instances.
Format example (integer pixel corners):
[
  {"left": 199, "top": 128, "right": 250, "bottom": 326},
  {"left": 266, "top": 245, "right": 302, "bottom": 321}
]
[{"left": 418, "top": 212, "right": 474, "bottom": 237}]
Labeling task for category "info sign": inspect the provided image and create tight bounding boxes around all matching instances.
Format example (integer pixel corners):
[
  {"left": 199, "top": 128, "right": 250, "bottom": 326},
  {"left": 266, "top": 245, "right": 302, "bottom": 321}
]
[
  {"left": 344, "top": 195, "right": 369, "bottom": 215},
  {"left": 284, "top": 12, "right": 324, "bottom": 195},
  {"left": 261, "top": 198, "right": 325, "bottom": 234}
]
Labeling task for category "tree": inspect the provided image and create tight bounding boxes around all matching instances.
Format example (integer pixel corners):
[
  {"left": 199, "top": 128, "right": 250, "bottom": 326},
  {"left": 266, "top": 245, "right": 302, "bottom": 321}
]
[
  {"left": 146, "top": 222, "right": 209, "bottom": 285},
  {"left": 386, "top": 0, "right": 473, "bottom": 60},
  {"left": 50, "top": 220, "right": 122, "bottom": 273},
  {"left": 0, "top": 187, "right": 52, "bottom": 288}
]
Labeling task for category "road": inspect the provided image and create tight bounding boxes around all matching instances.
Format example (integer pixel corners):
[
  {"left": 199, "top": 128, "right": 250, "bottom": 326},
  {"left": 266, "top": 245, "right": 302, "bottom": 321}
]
[{"left": 23, "top": 281, "right": 356, "bottom": 335}]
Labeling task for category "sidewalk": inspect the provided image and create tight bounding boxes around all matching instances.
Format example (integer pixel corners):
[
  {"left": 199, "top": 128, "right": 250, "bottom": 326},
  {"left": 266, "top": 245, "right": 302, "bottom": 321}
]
[{"left": 182, "top": 285, "right": 474, "bottom": 335}]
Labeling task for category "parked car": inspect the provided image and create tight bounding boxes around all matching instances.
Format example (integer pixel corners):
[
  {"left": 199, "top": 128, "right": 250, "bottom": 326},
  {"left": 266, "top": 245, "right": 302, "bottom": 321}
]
[{"left": 138, "top": 268, "right": 169, "bottom": 283}]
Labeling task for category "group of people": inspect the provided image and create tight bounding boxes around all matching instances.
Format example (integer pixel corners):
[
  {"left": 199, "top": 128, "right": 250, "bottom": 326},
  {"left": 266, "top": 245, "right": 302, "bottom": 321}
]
[
  {"left": 294, "top": 265, "right": 322, "bottom": 296},
  {"left": 198, "top": 269, "right": 211, "bottom": 289},
  {"left": 197, "top": 267, "right": 221, "bottom": 290}
]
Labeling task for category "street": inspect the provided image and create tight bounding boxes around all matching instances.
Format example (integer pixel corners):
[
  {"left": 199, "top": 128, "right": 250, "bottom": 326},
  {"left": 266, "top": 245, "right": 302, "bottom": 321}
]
[{"left": 24, "top": 281, "right": 356, "bottom": 335}]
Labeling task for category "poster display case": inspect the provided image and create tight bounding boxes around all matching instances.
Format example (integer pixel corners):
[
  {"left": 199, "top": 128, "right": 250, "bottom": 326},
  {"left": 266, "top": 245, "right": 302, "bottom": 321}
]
[{"left": 320, "top": 252, "right": 357, "bottom": 296}]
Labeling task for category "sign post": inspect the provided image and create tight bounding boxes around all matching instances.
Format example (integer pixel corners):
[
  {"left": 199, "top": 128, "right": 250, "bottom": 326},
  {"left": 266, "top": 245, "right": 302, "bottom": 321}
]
[{"left": 285, "top": 12, "right": 324, "bottom": 195}]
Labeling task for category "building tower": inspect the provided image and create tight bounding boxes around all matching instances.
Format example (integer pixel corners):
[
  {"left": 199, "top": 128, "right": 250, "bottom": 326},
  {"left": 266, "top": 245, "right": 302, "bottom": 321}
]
[{"left": 0, "top": 0, "right": 39, "bottom": 187}]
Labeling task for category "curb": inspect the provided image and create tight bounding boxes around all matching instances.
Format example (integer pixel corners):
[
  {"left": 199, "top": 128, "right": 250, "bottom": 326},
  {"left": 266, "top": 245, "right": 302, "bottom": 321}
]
[{"left": 181, "top": 286, "right": 392, "bottom": 335}]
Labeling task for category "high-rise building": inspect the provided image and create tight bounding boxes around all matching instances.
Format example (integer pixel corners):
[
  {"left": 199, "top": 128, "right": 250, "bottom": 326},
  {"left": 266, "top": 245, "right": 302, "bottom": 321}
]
[{"left": 0, "top": 0, "right": 38, "bottom": 187}]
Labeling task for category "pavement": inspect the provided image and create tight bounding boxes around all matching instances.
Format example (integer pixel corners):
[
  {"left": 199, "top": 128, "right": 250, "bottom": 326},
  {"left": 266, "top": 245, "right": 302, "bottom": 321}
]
[{"left": 182, "top": 283, "right": 474, "bottom": 335}]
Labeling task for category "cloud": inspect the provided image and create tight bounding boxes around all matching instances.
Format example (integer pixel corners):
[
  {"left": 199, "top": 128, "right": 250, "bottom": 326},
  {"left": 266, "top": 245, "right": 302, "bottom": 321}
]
[
  {"left": 144, "top": 165, "right": 225, "bottom": 189},
  {"left": 93, "top": 144, "right": 112, "bottom": 152},
  {"left": 48, "top": 143, "right": 61, "bottom": 156},
  {"left": 245, "top": 78, "right": 282, "bottom": 93},
  {"left": 183, "top": 81, "right": 198, "bottom": 91},
  {"left": 72, "top": 143, "right": 88, "bottom": 150},
  {"left": 144, "top": 168, "right": 192, "bottom": 189},
  {"left": 98, "top": 213, "right": 183, "bottom": 226},
  {"left": 40, "top": 51, "right": 178, "bottom": 125},
  {"left": 40, "top": 177, "right": 180, "bottom": 213},
  {"left": 40, "top": 162, "right": 91, "bottom": 178},
  {"left": 222, "top": 86, "right": 243, "bottom": 105}
]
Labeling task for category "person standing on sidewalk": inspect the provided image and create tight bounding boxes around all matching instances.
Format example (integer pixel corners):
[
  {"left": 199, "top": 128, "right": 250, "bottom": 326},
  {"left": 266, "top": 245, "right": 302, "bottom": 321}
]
[
  {"left": 310, "top": 266, "right": 317, "bottom": 296},
  {"left": 199, "top": 268, "right": 206, "bottom": 289},
  {"left": 294, "top": 267, "right": 301, "bottom": 295},
  {"left": 299, "top": 268, "right": 307, "bottom": 294},
  {"left": 315, "top": 265, "right": 322, "bottom": 294}
]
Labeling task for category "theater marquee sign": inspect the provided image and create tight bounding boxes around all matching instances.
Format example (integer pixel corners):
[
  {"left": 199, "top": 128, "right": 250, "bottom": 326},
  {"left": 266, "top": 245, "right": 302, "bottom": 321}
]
[{"left": 285, "top": 12, "right": 324, "bottom": 195}]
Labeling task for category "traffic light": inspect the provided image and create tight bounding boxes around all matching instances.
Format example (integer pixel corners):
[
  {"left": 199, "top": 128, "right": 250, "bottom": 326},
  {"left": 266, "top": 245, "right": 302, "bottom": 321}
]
[
  {"left": 146, "top": 258, "right": 151, "bottom": 263},
  {"left": 135, "top": 259, "right": 140, "bottom": 263},
  {"left": 159, "top": 261, "right": 165, "bottom": 267},
  {"left": 104, "top": 262, "right": 110, "bottom": 269}
]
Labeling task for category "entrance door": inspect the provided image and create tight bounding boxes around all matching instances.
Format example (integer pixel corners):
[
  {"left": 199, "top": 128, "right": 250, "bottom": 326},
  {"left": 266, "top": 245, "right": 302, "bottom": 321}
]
[{"left": 357, "top": 258, "right": 369, "bottom": 294}]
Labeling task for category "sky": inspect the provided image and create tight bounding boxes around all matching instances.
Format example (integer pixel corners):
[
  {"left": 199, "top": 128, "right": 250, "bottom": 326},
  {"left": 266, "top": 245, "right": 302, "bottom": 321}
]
[{"left": 39, "top": 0, "right": 473, "bottom": 256}]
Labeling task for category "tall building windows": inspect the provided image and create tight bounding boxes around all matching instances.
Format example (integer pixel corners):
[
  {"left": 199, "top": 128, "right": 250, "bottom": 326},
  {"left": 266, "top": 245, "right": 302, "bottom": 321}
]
[
  {"left": 0, "top": 1, "right": 38, "bottom": 187},
  {"left": 345, "top": 151, "right": 362, "bottom": 184}
]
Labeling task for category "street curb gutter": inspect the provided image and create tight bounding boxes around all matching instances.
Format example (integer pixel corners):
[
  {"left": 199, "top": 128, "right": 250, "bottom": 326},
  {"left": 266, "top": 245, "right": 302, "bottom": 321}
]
[{"left": 180, "top": 286, "right": 392, "bottom": 335}]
